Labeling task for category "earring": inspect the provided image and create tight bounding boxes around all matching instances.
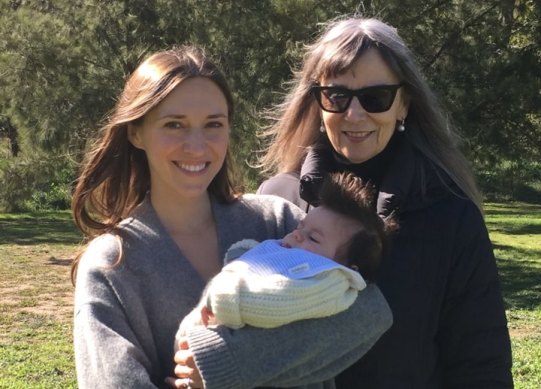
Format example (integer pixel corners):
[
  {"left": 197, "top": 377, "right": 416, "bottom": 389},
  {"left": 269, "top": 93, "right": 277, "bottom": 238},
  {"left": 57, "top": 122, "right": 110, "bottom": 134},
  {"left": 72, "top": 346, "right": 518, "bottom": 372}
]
[
  {"left": 319, "top": 124, "right": 325, "bottom": 133},
  {"left": 397, "top": 119, "right": 406, "bottom": 132}
]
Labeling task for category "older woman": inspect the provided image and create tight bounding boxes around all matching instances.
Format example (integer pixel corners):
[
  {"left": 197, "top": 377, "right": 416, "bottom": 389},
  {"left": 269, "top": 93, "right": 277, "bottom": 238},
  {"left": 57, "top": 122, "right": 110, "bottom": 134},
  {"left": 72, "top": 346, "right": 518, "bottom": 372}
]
[{"left": 258, "top": 17, "right": 513, "bottom": 388}]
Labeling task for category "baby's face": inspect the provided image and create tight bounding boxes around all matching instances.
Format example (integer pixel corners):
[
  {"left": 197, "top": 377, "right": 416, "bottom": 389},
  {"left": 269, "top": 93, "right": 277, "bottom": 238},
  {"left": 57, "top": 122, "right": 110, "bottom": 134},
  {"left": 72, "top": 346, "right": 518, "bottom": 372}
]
[{"left": 281, "top": 206, "right": 362, "bottom": 263}]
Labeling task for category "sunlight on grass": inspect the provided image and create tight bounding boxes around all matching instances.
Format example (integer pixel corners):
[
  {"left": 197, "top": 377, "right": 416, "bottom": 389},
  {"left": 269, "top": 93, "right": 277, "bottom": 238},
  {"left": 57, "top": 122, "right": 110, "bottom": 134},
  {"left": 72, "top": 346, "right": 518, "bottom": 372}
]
[
  {"left": 485, "top": 203, "right": 541, "bottom": 389},
  {"left": 0, "top": 205, "right": 540, "bottom": 388},
  {"left": 512, "top": 335, "right": 541, "bottom": 389},
  {"left": 0, "top": 211, "right": 78, "bottom": 388},
  {"left": 0, "top": 313, "right": 75, "bottom": 389}
]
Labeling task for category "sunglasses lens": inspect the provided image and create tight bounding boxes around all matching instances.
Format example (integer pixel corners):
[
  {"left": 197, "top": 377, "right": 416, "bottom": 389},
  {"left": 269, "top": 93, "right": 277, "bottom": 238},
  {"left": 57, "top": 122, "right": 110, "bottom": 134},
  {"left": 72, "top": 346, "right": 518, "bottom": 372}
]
[
  {"left": 359, "top": 87, "right": 396, "bottom": 113},
  {"left": 319, "top": 89, "right": 352, "bottom": 113},
  {"left": 314, "top": 85, "right": 401, "bottom": 113}
]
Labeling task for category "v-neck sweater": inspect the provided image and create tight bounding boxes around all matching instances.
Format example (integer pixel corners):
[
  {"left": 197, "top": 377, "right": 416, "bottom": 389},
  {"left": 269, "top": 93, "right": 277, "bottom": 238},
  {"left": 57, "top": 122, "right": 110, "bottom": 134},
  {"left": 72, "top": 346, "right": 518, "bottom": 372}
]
[{"left": 74, "top": 194, "right": 392, "bottom": 389}]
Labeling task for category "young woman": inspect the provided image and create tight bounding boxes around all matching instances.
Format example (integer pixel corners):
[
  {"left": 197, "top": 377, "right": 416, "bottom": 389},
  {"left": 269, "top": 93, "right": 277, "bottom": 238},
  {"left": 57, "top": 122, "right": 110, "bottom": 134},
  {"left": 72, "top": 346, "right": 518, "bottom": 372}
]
[{"left": 71, "top": 46, "right": 392, "bottom": 389}]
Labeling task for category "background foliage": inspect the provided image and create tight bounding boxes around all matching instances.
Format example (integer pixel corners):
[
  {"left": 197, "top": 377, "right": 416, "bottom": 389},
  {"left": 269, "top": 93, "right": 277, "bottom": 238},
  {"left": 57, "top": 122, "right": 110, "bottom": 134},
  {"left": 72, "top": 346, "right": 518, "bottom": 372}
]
[{"left": 0, "top": 0, "right": 540, "bottom": 211}]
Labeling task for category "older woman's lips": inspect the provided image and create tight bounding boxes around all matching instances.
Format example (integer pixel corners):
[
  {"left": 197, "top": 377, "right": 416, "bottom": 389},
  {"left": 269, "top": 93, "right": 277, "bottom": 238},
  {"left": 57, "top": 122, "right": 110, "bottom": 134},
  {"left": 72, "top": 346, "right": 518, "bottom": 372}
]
[{"left": 344, "top": 131, "right": 373, "bottom": 142}]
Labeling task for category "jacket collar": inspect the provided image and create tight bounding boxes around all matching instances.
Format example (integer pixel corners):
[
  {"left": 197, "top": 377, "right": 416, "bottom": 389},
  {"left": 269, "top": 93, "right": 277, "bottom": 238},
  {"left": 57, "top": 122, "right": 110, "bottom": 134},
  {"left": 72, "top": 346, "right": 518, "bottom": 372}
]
[{"left": 299, "top": 134, "right": 454, "bottom": 218}]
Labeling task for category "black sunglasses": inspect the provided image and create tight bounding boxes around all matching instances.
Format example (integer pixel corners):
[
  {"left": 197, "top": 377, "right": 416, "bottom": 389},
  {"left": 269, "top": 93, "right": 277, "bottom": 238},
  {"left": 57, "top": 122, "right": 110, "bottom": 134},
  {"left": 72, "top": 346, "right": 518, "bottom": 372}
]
[{"left": 312, "top": 83, "right": 404, "bottom": 113}]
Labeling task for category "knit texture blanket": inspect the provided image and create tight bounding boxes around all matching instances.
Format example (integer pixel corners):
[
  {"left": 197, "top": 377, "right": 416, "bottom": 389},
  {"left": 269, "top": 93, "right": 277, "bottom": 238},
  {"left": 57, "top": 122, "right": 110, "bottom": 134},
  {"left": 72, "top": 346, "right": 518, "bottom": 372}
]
[{"left": 205, "top": 239, "right": 366, "bottom": 328}]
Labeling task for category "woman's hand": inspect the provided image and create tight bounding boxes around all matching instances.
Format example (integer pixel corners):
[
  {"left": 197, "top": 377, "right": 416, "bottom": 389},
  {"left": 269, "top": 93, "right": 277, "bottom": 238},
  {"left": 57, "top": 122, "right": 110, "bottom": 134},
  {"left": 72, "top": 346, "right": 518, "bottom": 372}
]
[{"left": 165, "top": 337, "right": 204, "bottom": 389}]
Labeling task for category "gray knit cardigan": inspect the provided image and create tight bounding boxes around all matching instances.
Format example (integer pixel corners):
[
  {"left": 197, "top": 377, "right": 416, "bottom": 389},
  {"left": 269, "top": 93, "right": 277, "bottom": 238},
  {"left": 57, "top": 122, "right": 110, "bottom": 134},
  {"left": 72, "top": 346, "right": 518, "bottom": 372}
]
[{"left": 74, "top": 194, "right": 392, "bottom": 389}]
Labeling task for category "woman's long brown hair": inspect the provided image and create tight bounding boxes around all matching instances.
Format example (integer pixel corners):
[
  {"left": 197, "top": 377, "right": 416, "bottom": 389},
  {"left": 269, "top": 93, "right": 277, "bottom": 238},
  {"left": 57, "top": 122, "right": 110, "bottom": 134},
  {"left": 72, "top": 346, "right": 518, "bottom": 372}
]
[{"left": 71, "top": 46, "right": 240, "bottom": 283}]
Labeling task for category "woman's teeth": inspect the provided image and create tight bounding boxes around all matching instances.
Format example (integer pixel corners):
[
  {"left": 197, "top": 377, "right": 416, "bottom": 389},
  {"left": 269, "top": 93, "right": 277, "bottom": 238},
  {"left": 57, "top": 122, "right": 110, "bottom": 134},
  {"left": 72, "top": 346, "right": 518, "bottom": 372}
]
[
  {"left": 345, "top": 131, "right": 372, "bottom": 139},
  {"left": 179, "top": 163, "right": 206, "bottom": 172}
]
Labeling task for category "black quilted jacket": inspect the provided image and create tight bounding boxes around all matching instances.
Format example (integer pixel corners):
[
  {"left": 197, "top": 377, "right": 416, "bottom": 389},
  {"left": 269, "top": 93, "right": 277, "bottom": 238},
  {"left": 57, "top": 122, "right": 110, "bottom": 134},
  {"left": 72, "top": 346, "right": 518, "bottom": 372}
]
[{"left": 257, "top": 134, "right": 513, "bottom": 388}]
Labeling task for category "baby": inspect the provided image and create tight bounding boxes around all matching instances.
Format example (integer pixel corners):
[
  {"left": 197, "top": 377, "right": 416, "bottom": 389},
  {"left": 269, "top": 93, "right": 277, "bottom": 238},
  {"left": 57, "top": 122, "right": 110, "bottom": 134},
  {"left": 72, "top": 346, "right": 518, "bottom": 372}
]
[{"left": 176, "top": 172, "right": 396, "bottom": 343}]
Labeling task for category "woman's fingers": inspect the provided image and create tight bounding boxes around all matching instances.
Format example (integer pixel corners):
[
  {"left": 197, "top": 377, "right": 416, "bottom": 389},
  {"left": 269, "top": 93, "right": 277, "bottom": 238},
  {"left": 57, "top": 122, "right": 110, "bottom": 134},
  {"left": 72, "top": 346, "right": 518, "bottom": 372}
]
[
  {"left": 174, "top": 348, "right": 195, "bottom": 366},
  {"left": 171, "top": 337, "right": 204, "bottom": 388},
  {"left": 165, "top": 376, "right": 201, "bottom": 388},
  {"left": 173, "top": 360, "right": 203, "bottom": 387},
  {"left": 174, "top": 363, "right": 193, "bottom": 377}
]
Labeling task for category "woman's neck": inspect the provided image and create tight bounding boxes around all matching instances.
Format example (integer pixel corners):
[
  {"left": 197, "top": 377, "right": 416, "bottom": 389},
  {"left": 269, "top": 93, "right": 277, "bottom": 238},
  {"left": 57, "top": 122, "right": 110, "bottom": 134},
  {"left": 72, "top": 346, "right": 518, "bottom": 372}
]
[
  {"left": 149, "top": 188, "right": 221, "bottom": 281},
  {"left": 149, "top": 190, "right": 214, "bottom": 236},
  {"left": 332, "top": 132, "right": 403, "bottom": 189}
]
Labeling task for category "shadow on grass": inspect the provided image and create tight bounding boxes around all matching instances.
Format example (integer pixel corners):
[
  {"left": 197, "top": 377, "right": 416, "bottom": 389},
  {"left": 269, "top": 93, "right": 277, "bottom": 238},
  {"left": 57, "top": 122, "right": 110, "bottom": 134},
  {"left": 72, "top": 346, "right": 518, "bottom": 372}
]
[
  {"left": 485, "top": 205, "right": 541, "bottom": 216},
  {"left": 485, "top": 203, "right": 541, "bottom": 221},
  {"left": 495, "top": 243, "right": 541, "bottom": 310},
  {"left": 0, "top": 217, "right": 82, "bottom": 245},
  {"left": 46, "top": 257, "right": 73, "bottom": 266},
  {"left": 487, "top": 223, "right": 541, "bottom": 235},
  {"left": 486, "top": 205, "right": 541, "bottom": 310},
  {"left": 485, "top": 204, "right": 541, "bottom": 235}
]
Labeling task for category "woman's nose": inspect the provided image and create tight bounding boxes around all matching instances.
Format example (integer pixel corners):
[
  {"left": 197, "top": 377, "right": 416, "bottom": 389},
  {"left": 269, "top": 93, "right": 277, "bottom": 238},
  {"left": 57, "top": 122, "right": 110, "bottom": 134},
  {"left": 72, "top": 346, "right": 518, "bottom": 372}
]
[
  {"left": 183, "top": 130, "right": 205, "bottom": 154},
  {"left": 345, "top": 96, "right": 366, "bottom": 122}
]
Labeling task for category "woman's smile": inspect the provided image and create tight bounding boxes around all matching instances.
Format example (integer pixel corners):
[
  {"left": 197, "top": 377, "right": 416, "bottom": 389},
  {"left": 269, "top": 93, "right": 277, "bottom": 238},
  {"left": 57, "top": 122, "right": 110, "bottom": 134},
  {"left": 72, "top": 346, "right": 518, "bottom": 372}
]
[
  {"left": 175, "top": 162, "right": 209, "bottom": 174},
  {"left": 343, "top": 130, "right": 374, "bottom": 143}
]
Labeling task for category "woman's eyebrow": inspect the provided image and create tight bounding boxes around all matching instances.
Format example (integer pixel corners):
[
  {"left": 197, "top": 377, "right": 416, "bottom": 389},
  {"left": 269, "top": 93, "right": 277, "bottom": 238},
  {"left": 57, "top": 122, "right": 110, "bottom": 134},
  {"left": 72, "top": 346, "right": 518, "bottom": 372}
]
[
  {"left": 208, "top": 113, "right": 228, "bottom": 119},
  {"left": 157, "top": 113, "right": 228, "bottom": 120}
]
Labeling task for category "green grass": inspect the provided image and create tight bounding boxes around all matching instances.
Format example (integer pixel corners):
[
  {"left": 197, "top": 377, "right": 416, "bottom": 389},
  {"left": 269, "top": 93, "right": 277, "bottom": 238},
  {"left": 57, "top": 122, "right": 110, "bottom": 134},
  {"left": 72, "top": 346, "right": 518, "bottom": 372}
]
[
  {"left": 0, "top": 211, "right": 80, "bottom": 388},
  {"left": 485, "top": 203, "right": 541, "bottom": 388},
  {"left": 0, "top": 204, "right": 540, "bottom": 388}
]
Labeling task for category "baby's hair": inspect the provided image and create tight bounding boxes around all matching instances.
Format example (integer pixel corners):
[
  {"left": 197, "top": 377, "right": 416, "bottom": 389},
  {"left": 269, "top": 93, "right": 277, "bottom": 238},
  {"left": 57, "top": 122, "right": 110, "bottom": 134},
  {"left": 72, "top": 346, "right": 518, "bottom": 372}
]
[{"left": 318, "top": 172, "right": 397, "bottom": 281}]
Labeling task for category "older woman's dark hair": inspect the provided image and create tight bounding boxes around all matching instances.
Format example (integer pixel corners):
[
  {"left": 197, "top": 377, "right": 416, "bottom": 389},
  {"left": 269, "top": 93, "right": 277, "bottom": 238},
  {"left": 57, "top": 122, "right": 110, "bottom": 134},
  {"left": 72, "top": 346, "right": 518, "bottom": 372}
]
[
  {"left": 318, "top": 172, "right": 396, "bottom": 281},
  {"left": 259, "top": 17, "right": 482, "bottom": 211}
]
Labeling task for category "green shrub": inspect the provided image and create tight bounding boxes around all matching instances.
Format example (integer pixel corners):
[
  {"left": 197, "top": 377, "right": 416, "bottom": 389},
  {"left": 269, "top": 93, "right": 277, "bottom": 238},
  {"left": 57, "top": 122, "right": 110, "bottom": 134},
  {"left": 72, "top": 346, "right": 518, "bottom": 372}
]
[
  {"left": 0, "top": 153, "right": 76, "bottom": 212},
  {"left": 476, "top": 160, "right": 541, "bottom": 203}
]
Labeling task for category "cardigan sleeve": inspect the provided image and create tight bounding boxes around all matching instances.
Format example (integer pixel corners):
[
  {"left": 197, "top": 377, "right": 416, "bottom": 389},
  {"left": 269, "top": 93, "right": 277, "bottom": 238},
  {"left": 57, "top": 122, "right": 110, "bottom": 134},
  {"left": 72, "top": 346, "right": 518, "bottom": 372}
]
[
  {"left": 187, "top": 283, "right": 392, "bottom": 389},
  {"left": 73, "top": 235, "right": 160, "bottom": 389},
  {"left": 257, "top": 172, "right": 309, "bottom": 211}
]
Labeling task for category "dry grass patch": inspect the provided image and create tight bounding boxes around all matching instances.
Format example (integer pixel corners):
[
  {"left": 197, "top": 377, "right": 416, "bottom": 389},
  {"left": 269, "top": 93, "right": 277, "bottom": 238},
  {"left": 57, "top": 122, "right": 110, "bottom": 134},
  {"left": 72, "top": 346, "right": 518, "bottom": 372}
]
[
  {"left": 0, "top": 211, "right": 80, "bottom": 388},
  {"left": 0, "top": 205, "right": 540, "bottom": 388}
]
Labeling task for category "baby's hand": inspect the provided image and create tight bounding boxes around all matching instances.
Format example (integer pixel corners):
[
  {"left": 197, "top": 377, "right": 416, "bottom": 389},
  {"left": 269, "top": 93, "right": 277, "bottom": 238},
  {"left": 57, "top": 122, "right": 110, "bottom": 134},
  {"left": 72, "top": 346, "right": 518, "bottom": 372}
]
[
  {"left": 175, "top": 307, "right": 206, "bottom": 350},
  {"left": 200, "top": 305, "right": 214, "bottom": 327}
]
